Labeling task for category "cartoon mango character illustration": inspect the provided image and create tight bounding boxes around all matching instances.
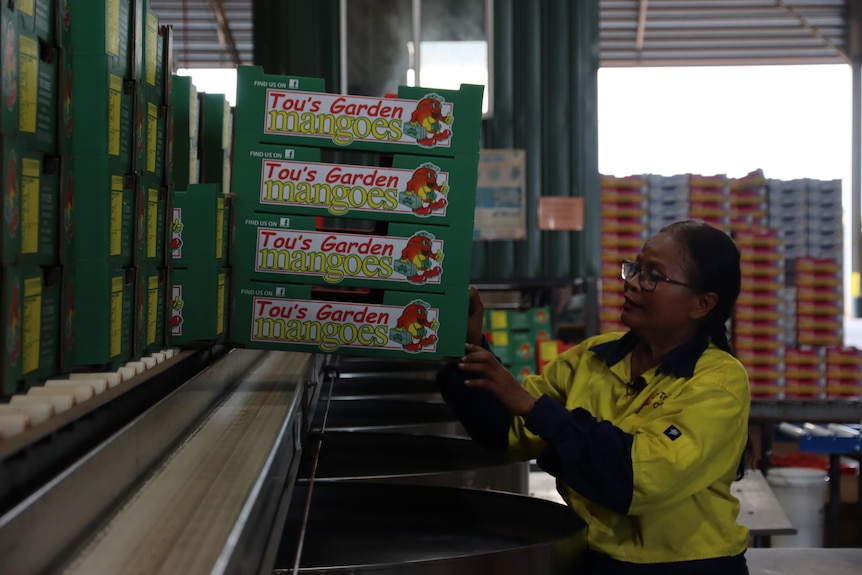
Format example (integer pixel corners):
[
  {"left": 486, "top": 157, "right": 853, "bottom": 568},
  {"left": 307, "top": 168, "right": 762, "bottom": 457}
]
[
  {"left": 170, "top": 293, "right": 183, "bottom": 331},
  {"left": 390, "top": 301, "right": 438, "bottom": 352},
  {"left": 136, "top": 95, "right": 144, "bottom": 158},
  {"left": 65, "top": 281, "right": 75, "bottom": 348},
  {"left": 6, "top": 284, "right": 21, "bottom": 364},
  {"left": 62, "top": 0, "right": 71, "bottom": 30},
  {"left": 137, "top": 197, "right": 146, "bottom": 250},
  {"left": 3, "top": 24, "right": 17, "bottom": 110},
  {"left": 400, "top": 164, "right": 449, "bottom": 216},
  {"left": 64, "top": 175, "right": 74, "bottom": 241},
  {"left": 395, "top": 232, "right": 443, "bottom": 284},
  {"left": 64, "top": 68, "right": 73, "bottom": 135},
  {"left": 137, "top": 285, "right": 145, "bottom": 337},
  {"left": 170, "top": 216, "right": 183, "bottom": 254},
  {"left": 407, "top": 95, "right": 452, "bottom": 147},
  {"left": 6, "top": 154, "right": 18, "bottom": 236}
]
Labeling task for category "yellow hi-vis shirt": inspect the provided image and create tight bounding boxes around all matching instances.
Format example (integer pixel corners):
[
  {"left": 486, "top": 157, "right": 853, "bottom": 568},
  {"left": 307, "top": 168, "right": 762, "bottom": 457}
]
[{"left": 512, "top": 331, "right": 750, "bottom": 564}]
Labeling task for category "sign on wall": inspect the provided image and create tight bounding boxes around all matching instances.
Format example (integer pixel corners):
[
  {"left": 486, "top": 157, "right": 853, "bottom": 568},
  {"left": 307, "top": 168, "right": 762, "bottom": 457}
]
[{"left": 474, "top": 149, "right": 526, "bottom": 241}]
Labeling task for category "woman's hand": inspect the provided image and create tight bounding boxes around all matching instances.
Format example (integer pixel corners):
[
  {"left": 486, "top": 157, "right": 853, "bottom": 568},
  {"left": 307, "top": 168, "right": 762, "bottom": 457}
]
[
  {"left": 466, "top": 287, "right": 485, "bottom": 346},
  {"left": 459, "top": 343, "right": 536, "bottom": 416}
]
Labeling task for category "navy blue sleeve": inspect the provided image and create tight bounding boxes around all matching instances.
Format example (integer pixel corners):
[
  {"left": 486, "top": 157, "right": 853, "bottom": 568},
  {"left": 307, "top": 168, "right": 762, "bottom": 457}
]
[
  {"left": 437, "top": 341, "right": 512, "bottom": 455},
  {"left": 524, "top": 395, "right": 635, "bottom": 514}
]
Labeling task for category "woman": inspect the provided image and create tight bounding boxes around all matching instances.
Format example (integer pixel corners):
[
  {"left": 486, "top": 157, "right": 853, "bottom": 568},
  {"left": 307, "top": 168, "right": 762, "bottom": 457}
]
[{"left": 440, "top": 220, "right": 751, "bottom": 574}]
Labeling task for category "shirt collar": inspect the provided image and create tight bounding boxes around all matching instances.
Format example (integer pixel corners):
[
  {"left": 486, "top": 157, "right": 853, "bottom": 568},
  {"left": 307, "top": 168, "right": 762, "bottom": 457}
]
[{"left": 589, "top": 330, "right": 711, "bottom": 378}]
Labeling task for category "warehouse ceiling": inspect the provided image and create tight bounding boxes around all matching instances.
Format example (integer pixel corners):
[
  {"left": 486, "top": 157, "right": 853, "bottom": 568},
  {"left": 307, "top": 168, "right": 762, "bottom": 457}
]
[{"left": 150, "top": 0, "right": 849, "bottom": 69}]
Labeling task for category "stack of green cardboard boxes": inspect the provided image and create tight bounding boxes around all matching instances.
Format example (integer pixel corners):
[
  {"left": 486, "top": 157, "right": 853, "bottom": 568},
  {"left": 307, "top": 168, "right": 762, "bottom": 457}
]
[
  {"left": 228, "top": 65, "right": 483, "bottom": 359},
  {"left": 199, "top": 92, "right": 233, "bottom": 196},
  {"left": 167, "top": 86, "right": 231, "bottom": 346},
  {"left": 55, "top": 0, "right": 172, "bottom": 371},
  {"left": 0, "top": 0, "right": 61, "bottom": 394},
  {"left": 136, "top": 1, "right": 171, "bottom": 356},
  {"left": 483, "top": 306, "right": 552, "bottom": 382}
]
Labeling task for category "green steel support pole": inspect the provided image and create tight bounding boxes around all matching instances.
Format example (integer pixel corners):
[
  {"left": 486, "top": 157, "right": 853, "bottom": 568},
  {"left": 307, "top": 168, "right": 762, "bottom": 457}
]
[
  {"left": 541, "top": 0, "right": 572, "bottom": 280},
  {"left": 571, "top": 0, "right": 600, "bottom": 281},
  {"left": 516, "top": 0, "right": 544, "bottom": 281}
]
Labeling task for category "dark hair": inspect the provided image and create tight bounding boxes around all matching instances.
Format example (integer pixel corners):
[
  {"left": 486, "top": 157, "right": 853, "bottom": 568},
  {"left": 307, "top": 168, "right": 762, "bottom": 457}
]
[
  {"left": 659, "top": 219, "right": 741, "bottom": 356},
  {"left": 660, "top": 220, "right": 751, "bottom": 480}
]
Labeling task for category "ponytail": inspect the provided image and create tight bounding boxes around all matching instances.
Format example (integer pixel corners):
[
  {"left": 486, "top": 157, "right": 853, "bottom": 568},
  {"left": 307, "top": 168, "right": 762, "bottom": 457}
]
[{"left": 708, "top": 318, "right": 734, "bottom": 356}]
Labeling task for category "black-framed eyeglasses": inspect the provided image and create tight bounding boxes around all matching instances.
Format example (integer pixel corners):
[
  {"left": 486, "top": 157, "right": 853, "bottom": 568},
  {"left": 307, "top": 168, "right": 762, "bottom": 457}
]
[{"left": 621, "top": 259, "right": 694, "bottom": 293}]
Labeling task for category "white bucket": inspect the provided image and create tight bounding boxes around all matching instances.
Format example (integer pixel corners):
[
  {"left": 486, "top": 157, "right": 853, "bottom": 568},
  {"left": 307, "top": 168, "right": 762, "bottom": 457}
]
[{"left": 766, "top": 467, "right": 828, "bottom": 547}]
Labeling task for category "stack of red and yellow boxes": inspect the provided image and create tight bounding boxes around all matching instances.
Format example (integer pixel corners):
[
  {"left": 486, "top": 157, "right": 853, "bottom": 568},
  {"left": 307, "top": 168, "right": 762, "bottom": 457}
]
[
  {"left": 599, "top": 175, "right": 649, "bottom": 333},
  {"left": 689, "top": 174, "right": 730, "bottom": 233},
  {"left": 733, "top": 227, "right": 785, "bottom": 399}
]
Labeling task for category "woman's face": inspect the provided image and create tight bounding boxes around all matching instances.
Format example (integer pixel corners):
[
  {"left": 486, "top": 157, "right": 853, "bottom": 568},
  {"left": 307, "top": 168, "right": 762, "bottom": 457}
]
[{"left": 621, "top": 231, "right": 703, "bottom": 334}]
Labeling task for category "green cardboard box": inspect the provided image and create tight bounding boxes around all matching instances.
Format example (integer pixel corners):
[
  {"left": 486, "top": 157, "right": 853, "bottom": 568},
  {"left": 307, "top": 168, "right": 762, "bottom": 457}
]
[
  {"left": 200, "top": 92, "right": 232, "bottom": 195},
  {"left": 57, "top": 0, "right": 132, "bottom": 75},
  {"left": 141, "top": 12, "right": 166, "bottom": 101},
  {"left": 0, "top": 0, "right": 54, "bottom": 44},
  {"left": 487, "top": 329, "right": 512, "bottom": 365},
  {"left": 508, "top": 330, "right": 538, "bottom": 363},
  {"left": 136, "top": 263, "right": 166, "bottom": 356},
  {"left": 170, "top": 184, "right": 227, "bottom": 266},
  {"left": 60, "top": 53, "right": 134, "bottom": 166},
  {"left": 231, "top": 143, "right": 477, "bottom": 227},
  {"left": 144, "top": 97, "right": 166, "bottom": 179},
  {"left": 1, "top": 265, "right": 60, "bottom": 395},
  {"left": 169, "top": 264, "right": 228, "bottom": 345},
  {"left": 136, "top": 175, "right": 166, "bottom": 265},
  {"left": 1, "top": 139, "right": 59, "bottom": 266},
  {"left": 62, "top": 158, "right": 133, "bottom": 265},
  {"left": 0, "top": 23, "right": 58, "bottom": 152},
  {"left": 229, "top": 280, "right": 468, "bottom": 359},
  {"left": 234, "top": 65, "right": 483, "bottom": 157},
  {"left": 170, "top": 75, "right": 199, "bottom": 189},
  {"left": 507, "top": 306, "right": 552, "bottom": 332},
  {"left": 233, "top": 213, "right": 470, "bottom": 293},
  {"left": 509, "top": 358, "right": 538, "bottom": 384},
  {"left": 64, "top": 263, "right": 134, "bottom": 369}
]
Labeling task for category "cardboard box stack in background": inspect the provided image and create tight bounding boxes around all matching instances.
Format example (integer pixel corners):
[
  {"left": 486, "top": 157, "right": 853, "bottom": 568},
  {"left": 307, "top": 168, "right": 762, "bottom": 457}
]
[
  {"left": 199, "top": 93, "right": 233, "bottom": 196},
  {"left": 168, "top": 184, "right": 229, "bottom": 345},
  {"left": 169, "top": 75, "right": 199, "bottom": 190},
  {"left": 0, "top": 0, "right": 62, "bottom": 394},
  {"left": 482, "top": 306, "right": 552, "bottom": 382},
  {"left": 135, "top": 3, "right": 171, "bottom": 357},
  {"left": 599, "top": 175, "right": 649, "bottom": 333},
  {"left": 733, "top": 227, "right": 786, "bottom": 399},
  {"left": 729, "top": 169, "right": 769, "bottom": 232},
  {"left": 646, "top": 174, "right": 689, "bottom": 236},
  {"left": 227, "top": 65, "right": 483, "bottom": 359},
  {"left": 688, "top": 174, "right": 730, "bottom": 233},
  {"left": 0, "top": 0, "right": 177, "bottom": 402}
]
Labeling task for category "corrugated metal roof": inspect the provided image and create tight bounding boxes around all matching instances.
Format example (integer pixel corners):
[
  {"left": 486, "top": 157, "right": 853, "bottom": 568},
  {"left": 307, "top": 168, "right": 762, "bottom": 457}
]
[
  {"left": 150, "top": 0, "right": 254, "bottom": 68},
  {"left": 601, "top": 0, "right": 848, "bottom": 67},
  {"left": 150, "top": 0, "right": 849, "bottom": 70}
]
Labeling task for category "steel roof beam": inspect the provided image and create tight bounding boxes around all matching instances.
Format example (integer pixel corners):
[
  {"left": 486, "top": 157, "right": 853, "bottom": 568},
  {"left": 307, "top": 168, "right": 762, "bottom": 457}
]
[{"left": 208, "top": 0, "right": 243, "bottom": 66}]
